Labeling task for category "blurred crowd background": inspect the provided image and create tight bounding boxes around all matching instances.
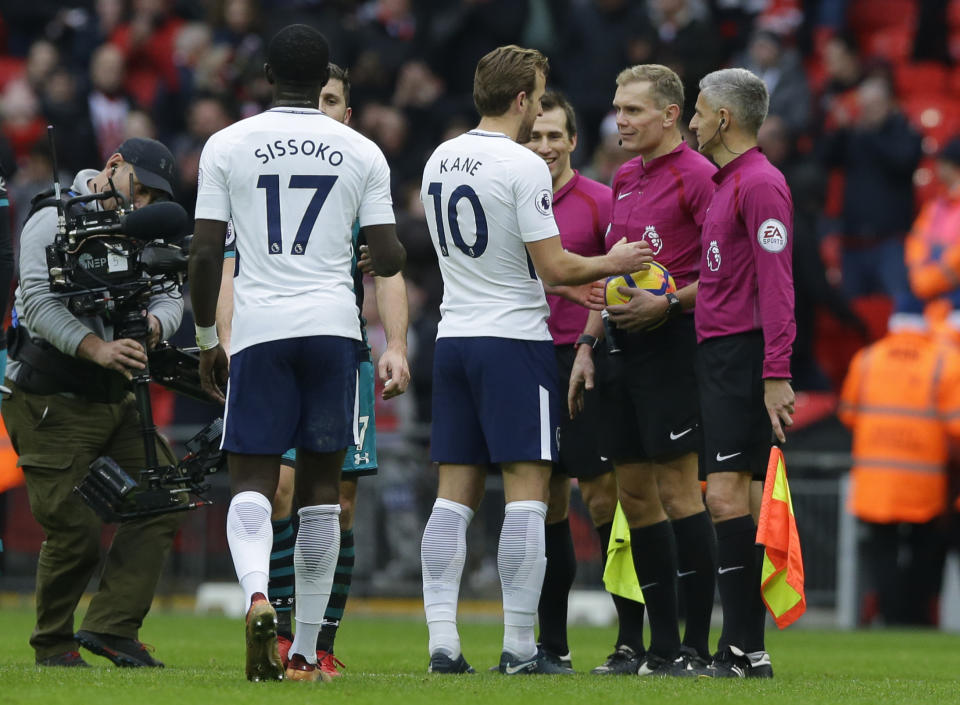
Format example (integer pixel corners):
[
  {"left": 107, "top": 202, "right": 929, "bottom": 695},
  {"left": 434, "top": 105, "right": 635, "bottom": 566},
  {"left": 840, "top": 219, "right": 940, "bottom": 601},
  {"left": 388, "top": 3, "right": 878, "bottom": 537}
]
[{"left": 2, "top": 0, "right": 960, "bottom": 627}]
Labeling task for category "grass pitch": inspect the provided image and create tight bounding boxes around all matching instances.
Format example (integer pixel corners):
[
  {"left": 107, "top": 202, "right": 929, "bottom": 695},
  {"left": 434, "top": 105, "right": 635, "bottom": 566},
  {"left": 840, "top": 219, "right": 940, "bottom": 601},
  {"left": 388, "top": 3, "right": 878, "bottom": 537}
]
[{"left": 1, "top": 608, "right": 958, "bottom": 705}]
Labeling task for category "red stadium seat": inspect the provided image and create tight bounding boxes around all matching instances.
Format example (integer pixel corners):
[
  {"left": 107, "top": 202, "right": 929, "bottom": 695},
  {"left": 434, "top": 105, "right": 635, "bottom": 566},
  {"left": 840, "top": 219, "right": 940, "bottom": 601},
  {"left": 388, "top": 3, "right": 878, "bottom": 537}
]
[
  {"left": 949, "top": 0, "right": 960, "bottom": 29},
  {"left": 894, "top": 62, "right": 949, "bottom": 100},
  {"left": 0, "top": 56, "right": 25, "bottom": 90},
  {"left": 902, "top": 95, "right": 960, "bottom": 154},
  {"left": 849, "top": 0, "right": 917, "bottom": 33},
  {"left": 863, "top": 27, "right": 915, "bottom": 63}
]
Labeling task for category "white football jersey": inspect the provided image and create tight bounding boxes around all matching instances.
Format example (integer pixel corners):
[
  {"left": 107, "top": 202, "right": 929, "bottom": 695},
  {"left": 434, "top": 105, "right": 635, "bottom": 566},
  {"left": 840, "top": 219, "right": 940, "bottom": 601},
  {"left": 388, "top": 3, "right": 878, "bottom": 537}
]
[
  {"left": 421, "top": 130, "right": 559, "bottom": 340},
  {"left": 196, "top": 107, "right": 395, "bottom": 354}
]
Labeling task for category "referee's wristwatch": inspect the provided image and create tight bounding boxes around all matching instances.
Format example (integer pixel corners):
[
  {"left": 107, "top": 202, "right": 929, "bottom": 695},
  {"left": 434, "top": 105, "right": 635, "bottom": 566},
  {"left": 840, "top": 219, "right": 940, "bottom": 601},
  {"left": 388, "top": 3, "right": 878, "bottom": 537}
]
[
  {"left": 575, "top": 334, "right": 599, "bottom": 352},
  {"left": 664, "top": 292, "right": 682, "bottom": 319}
]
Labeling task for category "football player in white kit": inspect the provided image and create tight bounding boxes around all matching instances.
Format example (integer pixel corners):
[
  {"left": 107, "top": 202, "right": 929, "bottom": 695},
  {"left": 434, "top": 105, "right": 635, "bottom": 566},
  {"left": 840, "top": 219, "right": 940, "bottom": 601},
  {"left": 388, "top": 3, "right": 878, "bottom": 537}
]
[
  {"left": 189, "top": 25, "right": 405, "bottom": 683},
  {"left": 418, "top": 44, "right": 652, "bottom": 675}
]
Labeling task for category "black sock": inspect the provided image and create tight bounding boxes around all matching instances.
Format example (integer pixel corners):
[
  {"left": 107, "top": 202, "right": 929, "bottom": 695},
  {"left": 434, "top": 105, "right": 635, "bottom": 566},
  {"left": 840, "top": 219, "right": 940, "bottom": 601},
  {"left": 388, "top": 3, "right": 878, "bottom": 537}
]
[
  {"left": 537, "top": 518, "right": 576, "bottom": 655},
  {"left": 746, "top": 543, "right": 767, "bottom": 653},
  {"left": 596, "top": 521, "right": 645, "bottom": 653},
  {"left": 714, "top": 515, "right": 757, "bottom": 653},
  {"left": 673, "top": 511, "right": 717, "bottom": 659},
  {"left": 629, "top": 521, "right": 681, "bottom": 660},
  {"left": 269, "top": 516, "right": 296, "bottom": 638},
  {"left": 316, "top": 528, "right": 355, "bottom": 653}
]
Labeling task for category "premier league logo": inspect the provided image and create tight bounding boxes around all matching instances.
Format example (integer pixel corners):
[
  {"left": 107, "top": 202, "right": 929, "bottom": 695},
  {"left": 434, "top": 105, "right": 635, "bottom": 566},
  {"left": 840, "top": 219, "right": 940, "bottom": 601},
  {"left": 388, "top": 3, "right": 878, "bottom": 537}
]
[
  {"left": 535, "top": 189, "right": 552, "bottom": 216},
  {"left": 707, "top": 240, "right": 721, "bottom": 272},
  {"left": 644, "top": 225, "right": 662, "bottom": 255}
]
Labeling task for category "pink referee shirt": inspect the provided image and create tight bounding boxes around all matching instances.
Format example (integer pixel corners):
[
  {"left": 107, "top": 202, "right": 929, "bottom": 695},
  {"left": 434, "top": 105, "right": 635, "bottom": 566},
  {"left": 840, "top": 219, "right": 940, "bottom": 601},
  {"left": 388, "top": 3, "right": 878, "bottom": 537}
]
[
  {"left": 605, "top": 141, "right": 716, "bottom": 289},
  {"left": 547, "top": 171, "right": 611, "bottom": 344},
  {"left": 695, "top": 147, "right": 796, "bottom": 379}
]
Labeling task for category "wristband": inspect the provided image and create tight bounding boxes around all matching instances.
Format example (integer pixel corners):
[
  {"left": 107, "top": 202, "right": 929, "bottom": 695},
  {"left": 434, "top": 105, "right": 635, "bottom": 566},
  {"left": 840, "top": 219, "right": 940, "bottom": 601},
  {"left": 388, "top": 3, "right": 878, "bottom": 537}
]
[
  {"left": 575, "top": 333, "right": 599, "bottom": 351},
  {"left": 195, "top": 324, "right": 219, "bottom": 351}
]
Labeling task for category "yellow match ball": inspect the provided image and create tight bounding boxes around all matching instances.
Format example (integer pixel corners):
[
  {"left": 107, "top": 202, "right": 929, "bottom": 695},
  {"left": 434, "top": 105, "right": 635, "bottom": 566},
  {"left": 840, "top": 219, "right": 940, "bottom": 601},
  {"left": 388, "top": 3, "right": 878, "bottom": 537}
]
[{"left": 604, "top": 262, "right": 677, "bottom": 330}]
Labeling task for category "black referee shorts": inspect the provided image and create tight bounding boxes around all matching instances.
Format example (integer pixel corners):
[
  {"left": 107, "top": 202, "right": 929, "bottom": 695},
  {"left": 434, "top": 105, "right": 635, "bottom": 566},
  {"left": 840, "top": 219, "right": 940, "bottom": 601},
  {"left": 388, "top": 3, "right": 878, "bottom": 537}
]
[
  {"left": 696, "top": 331, "right": 772, "bottom": 479},
  {"left": 555, "top": 345, "right": 613, "bottom": 480},
  {"left": 598, "top": 314, "right": 701, "bottom": 464}
]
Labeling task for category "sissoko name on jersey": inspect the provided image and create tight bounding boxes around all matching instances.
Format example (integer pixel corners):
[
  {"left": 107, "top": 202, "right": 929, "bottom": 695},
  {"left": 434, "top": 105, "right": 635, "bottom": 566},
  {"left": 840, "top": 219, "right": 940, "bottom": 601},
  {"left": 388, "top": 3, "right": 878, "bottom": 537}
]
[{"left": 196, "top": 107, "right": 395, "bottom": 355}]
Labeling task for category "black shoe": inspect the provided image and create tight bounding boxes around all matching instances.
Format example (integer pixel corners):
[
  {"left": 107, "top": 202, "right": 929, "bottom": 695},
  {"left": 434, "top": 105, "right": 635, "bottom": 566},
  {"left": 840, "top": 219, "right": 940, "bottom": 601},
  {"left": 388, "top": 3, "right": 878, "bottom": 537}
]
[
  {"left": 746, "top": 650, "right": 774, "bottom": 678},
  {"left": 590, "top": 644, "right": 643, "bottom": 675},
  {"left": 539, "top": 646, "right": 573, "bottom": 671},
  {"left": 708, "top": 645, "right": 750, "bottom": 678},
  {"left": 36, "top": 650, "right": 91, "bottom": 667},
  {"left": 675, "top": 645, "right": 712, "bottom": 677},
  {"left": 636, "top": 651, "right": 687, "bottom": 677},
  {"left": 76, "top": 630, "right": 164, "bottom": 668},
  {"left": 499, "top": 647, "right": 575, "bottom": 675},
  {"left": 428, "top": 651, "right": 476, "bottom": 674}
]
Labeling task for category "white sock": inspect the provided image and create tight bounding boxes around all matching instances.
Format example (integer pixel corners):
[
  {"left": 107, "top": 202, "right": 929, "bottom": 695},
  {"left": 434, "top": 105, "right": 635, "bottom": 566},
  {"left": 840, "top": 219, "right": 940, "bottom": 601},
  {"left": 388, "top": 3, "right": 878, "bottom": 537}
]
[
  {"left": 499, "top": 500, "right": 548, "bottom": 660},
  {"left": 290, "top": 504, "right": 341, "bottom": 664},
  {"left": 421, "top": 498, "right": 474, "bottom": 658},
  {"left": 226, "top": 491, "right": 273, "bottom": 607}
]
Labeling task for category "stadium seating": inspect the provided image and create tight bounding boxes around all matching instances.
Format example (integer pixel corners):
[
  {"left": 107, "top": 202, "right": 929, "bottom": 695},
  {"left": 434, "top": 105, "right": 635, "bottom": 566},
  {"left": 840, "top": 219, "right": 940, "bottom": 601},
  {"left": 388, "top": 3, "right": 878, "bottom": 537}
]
[{"left": 902, "top": 95, "right": 960, "bottom": 154}]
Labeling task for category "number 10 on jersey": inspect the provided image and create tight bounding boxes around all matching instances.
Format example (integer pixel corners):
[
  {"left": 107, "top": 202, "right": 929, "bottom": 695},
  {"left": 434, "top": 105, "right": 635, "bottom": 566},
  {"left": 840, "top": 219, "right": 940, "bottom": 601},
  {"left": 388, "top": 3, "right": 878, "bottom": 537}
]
[
  {"left": 427, "top": 182, "right": 488, "bottom": 258},
  {"left": 257, "top": 174, "right": 338, "bottom": 255}
]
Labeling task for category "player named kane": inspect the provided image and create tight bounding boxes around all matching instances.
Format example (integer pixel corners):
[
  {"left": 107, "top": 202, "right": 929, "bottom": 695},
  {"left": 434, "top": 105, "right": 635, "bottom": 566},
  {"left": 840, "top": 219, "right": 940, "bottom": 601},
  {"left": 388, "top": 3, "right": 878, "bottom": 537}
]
[{"left": 419, "top": 44, "right": 651, "bottom": 676}]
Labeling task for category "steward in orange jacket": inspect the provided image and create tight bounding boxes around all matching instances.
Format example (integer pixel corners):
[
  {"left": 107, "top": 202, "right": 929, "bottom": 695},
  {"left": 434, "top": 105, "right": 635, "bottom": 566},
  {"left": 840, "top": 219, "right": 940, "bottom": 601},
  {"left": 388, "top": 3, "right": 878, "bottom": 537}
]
[{"left": 839, "top": 309, "right": 960, "bottom": 624}]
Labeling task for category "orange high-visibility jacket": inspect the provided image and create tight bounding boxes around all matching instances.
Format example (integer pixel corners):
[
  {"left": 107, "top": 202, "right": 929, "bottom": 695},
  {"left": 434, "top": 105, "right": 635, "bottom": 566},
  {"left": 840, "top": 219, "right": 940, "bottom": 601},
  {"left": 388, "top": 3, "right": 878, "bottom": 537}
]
[
  {"left": 839, "top": 330, "right": 960, "bottom": 523},
  {"left": 905, "top": 189, "right": 960, "bottom": 301}
]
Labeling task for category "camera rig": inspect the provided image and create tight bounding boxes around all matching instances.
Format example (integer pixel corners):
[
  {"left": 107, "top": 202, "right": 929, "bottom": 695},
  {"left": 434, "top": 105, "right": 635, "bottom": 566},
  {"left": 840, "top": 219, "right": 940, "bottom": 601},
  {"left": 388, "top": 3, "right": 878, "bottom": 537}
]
[{"left": 35, "top": 127, "right": 226, "bottom": 521}]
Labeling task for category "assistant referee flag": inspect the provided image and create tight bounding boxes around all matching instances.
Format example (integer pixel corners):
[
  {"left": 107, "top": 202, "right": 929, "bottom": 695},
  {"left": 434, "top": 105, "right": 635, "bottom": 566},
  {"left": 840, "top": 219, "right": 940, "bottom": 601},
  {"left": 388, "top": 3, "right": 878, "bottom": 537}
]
[{"left": 756, "top": 447, "right": 806, "bottom": 628}]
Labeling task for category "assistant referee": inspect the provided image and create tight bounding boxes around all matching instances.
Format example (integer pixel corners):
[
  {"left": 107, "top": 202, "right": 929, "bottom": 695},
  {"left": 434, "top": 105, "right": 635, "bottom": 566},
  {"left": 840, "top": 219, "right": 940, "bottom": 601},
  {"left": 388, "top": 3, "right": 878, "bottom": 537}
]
[{"left": 689, "top": 68, "right": 796, "bottom": 679}]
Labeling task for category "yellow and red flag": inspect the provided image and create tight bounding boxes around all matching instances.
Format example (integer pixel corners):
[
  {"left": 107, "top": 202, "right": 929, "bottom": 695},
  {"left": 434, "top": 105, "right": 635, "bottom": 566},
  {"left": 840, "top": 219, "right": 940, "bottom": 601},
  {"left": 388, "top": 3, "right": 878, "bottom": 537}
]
[{"left": 756, "top": 447, "right": 806, "bottom": 629}]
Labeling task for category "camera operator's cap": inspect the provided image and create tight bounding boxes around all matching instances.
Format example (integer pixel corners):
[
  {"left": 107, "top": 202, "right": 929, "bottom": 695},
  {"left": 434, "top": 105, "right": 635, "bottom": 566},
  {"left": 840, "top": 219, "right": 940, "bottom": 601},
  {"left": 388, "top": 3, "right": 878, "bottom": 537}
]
[
  {"left": 117, "top": 138, "right": 176, "bottom": 199},
  {"left": 937, "top": 136, "right": 960, "bottom": 167}
]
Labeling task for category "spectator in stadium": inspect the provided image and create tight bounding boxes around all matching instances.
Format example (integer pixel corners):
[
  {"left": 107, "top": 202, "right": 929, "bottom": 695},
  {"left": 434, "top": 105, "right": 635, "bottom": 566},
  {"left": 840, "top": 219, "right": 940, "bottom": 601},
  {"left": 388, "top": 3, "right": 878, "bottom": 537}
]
[
  {"left": 737, "top": 29, "right": 811, "bottom": 134},
  {"left": 632, "top": 0, "right": 723, "bottom": 123},
  {"left": 689, "top": 67, "right": 795, "bottom": 678},
  {"left": 839, "top": 294, "right": 960, "bottom": 625},
  {"left": 190, "top": 24, "right": 406, "bottom": 682},
  {"left": 569, "top": 64, "right": 717, "bottom": 676},
  {"left": 819, "top": 74, "right": 922, "bottom": 308},
  {"left": 215, "top": 64, "right": 411, "bottom": 680},
  {"left": 86, "top": 43, "right": 135, "bottom": 164},
  {"left": 758, "top": 115, "right": 867, "bottom": 390},
  {"left": 2, "top": 137, "right": 183, "bottom": 668},
  {"left": 418, "top": 44, "right": 651, "bottom": 676},
  {"left": 905, "top": 137, "right": 960, "bottom": 309},
  {"left": 522, "top": 89, "right": 621, "bottom": 673}
]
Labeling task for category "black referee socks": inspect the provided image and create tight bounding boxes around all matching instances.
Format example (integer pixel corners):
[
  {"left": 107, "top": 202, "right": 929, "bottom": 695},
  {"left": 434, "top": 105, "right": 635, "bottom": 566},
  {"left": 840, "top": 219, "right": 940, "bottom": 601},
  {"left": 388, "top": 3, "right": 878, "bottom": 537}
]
[
  {"left": 629, "top": 520, "right": 681, "bottom": 659},
  {"left": 538, "top": 518, "right": 577, "bottom": 656},
  {"left": 714, "top": 514, "right": 757, "bottom": 653},
  {"left": 672, "top": 511, "right": 717, "bottom": 659}
]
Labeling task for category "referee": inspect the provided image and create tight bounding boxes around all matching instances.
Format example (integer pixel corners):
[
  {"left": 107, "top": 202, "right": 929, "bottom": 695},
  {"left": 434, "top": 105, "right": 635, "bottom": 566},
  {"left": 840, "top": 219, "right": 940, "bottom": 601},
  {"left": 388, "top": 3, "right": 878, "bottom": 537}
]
[{"left": 689, "top": 68, "right": 796, "bottom": 679}]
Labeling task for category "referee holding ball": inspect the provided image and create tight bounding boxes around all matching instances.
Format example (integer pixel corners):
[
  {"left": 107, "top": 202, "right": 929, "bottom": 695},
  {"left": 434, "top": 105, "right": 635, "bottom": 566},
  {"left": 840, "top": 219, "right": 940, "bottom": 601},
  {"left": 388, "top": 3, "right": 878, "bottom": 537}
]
[
  {"left": 689, "top": 68, "right": 796, "bottom": 679},
  {"left": 569, "top": 64, "right": 718, "bottom": 676}
]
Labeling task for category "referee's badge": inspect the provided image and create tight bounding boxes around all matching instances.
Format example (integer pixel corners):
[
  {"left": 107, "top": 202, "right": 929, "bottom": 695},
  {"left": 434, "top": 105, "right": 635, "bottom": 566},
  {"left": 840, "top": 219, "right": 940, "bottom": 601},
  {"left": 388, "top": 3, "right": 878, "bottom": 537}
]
[
  {"left": 644, "top": 225, "right": 662, "bottom": 255},
  {"left": 757, "top": 219, "right": 788, "bottom": 253},
  {"left": 707, "top": 240, "right": 721, "bottom": 272}
]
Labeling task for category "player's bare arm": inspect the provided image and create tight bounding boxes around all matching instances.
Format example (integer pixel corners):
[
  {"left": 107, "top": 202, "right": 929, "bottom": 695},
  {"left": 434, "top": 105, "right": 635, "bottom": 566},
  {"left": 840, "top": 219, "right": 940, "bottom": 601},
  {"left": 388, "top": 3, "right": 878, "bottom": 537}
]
[
  {"left": 374, "top": 272, "right": 411, "bottom": 400},
  {"left": 607, "top": 280, "right": 698, "bottom": 332},
  {"left": 525, "top": 235, "right": 652, "bottom": 287},
  {"left": 542, "top": 281, "right": 606, "bottom": 310},
  {"left": 189, "top": 218, "right": 229, "bottom": 404},
  {"left": 361, "top": 223, "right": 406, "bottom": 277},
  {"left": 217, "top": 256, "right": 235, "bottom": 357}
]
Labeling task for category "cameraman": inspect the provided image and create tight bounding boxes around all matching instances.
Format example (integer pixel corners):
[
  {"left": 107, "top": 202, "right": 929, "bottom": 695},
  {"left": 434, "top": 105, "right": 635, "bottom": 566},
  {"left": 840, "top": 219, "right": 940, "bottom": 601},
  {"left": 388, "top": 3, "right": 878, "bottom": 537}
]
[{"left": 1, "top": 138, "right": 184, "bottom": 668}]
